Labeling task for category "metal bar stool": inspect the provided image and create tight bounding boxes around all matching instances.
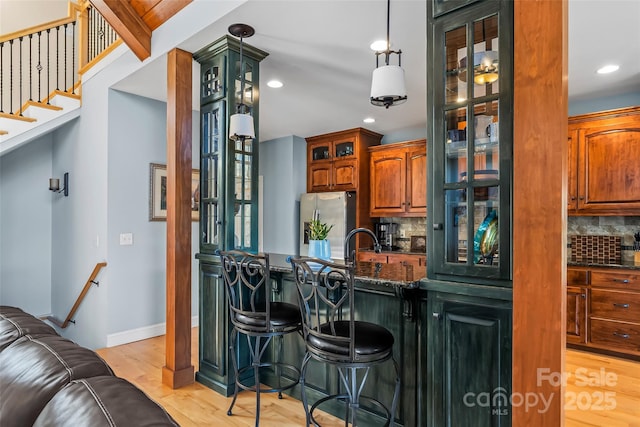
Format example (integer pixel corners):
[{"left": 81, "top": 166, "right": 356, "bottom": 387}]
[
  {"left": 219, "top": 250, "right": 302, "bottom": 426},
  {"left": 289, "top": 256, "right": 401, "bottom": 427}
]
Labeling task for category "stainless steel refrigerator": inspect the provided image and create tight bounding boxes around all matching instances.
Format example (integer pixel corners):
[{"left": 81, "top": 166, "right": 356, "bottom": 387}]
[{"left": 299, "top": 191, "right": 356, "bottom": 260}]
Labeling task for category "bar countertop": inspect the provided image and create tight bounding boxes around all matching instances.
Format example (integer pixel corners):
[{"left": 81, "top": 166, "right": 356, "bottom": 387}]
[
  {"left": 267, "top": 253, "right": 425, "bottom": 289},
  {"left": 567, "top": 259, "right": 640, "bottom": 270}
]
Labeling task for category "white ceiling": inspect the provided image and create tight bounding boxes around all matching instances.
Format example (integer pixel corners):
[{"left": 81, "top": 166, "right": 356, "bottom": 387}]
[{"left": 112, "top": 0, "right": 640, "bottom": 142}]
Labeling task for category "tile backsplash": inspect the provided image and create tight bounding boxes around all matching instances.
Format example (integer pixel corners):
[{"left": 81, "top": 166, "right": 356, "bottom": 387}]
[
  {"left": 380, "top": 217, "right": 427, "bottom": 252},
  {"left": 567, "top": 216, "right": 640, "bottom": 263},
  {"left": 377, "top": 216, "right": 640, "bottom": 261},
  {"left": 569, "top": 235, "right": 621, "bottom": 264}
]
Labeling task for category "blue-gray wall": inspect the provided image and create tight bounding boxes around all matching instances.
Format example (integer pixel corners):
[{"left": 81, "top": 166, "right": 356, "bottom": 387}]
[
  {"left": 0, "top": 133, "right": 54, "bottom": 315},
  {"left": 106, "top": 90, "right": 200, "bottom": 338},
  {"left": 569, "top": 92, "right": 640, "bottom": 116},
  {"left": 259, "top": 135, "right": 307, "bottom": 255}
]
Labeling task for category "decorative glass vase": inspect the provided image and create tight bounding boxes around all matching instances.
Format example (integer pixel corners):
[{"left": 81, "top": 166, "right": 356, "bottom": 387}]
[{"left": 308, "top": 239, "right": 331, "bottom": 260}]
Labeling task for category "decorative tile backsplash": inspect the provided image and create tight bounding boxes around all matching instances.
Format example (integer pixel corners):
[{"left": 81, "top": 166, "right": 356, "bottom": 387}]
[
  {"left": 569, "top": 235, "right": 621, "bottom": 264},
  {"left": 567, "top": 216, "right": 640, "bottom": 264}
]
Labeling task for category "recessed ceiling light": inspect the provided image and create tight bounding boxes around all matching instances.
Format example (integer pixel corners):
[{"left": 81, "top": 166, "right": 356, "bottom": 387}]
[
  {"left": 370, "top": 40, "right": 387, "bottom": 51},
  {"left": 267, "top": 80, "right": 283, "bottom": 88},
  {"left": 596, "top": 64, "right": 619, "bottom": 74},
  {"left": 363, "top": 117, "right": 375, "bottom": 124}
]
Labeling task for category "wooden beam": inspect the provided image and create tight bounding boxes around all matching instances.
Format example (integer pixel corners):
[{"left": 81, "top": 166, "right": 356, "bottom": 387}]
[
  {"left": 513, "top": 0, "right": 568, "bottom": 425},
  {"left": 162, "top": 48, "right": 194, "bottom": 389},
  {"left": 89, "top": 0, "right": 151, "bottom": 61}
]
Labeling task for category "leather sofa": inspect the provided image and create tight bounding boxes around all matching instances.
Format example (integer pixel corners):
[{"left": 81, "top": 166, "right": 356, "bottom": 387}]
[{"left": 0, "top": 306, "right": 178, "bottom": 426}]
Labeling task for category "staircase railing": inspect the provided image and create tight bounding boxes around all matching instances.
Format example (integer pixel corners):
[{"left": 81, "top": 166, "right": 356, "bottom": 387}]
[
  {"left": 47, "top": 262, "right": 107, "bottom": 328},
  {"left": 0, "top": 0, "right": 120, "bottom": 119}
]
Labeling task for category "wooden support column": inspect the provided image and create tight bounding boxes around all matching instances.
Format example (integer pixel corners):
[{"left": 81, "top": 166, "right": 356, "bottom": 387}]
[
  {"left": 163, "top": 48, "right": 194, "bottom": 389},
  {"left": 513, "top": 0, "right": 567, "bottom": 425}
]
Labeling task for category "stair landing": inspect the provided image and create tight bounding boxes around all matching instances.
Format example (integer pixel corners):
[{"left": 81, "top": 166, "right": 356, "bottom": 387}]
[{"left": 0, "top": 91, "right": 81, "bottom": 157}]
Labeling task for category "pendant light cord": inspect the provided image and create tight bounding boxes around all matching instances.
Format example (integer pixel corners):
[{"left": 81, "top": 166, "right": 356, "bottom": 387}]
[
  {"left": 239, "top": 34, "right": 245, "bottom": 114},
  {"left": 385, "top": 0, "right": 391, "bottom": 66}
]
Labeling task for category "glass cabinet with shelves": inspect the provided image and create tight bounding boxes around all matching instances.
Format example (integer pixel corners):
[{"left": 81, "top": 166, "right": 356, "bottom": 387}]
[
  {"left": 194, "top": 35, "right": 267, "bottom": 254},
  {"left": 193, "top": 35, "right": 267, "bottom": 395},
  {"left": 428, "top": 1, "right": 512, "bottom": 283}
]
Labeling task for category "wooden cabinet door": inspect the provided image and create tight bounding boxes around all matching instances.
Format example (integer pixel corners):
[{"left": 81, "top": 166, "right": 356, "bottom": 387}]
[
  {"left": 369, "top": 148, "right": 407, "bottom": 216},
  {"left": 428, "top": 294, "right": 512, "bottom": 426},
  {"left": 356, "top": 252, "right": 388, "bottom": 263},
  {"left": 308, "top": 163, "right": 332, "bottom": 192},
  {"left": 567, "top": 128, "right": 579, "bottom": 212},
  {"left": 566, "top": 286, "right": 587, "bottom": 344},
  {"left": 406, "top": 147, "right": 427, "bottom": 215},
  {"left": 332, "top": 158, "right": 358, "bottom": 191},
  {"left": 387, "top": 253, "right": 423, "bottom": 270},
  {"left": 577, "top": 117, "right": 640, "bottom": 213}
]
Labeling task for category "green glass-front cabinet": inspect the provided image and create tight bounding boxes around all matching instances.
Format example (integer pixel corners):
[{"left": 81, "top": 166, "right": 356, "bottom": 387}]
[
  {"left": 425, "top": 1, "right": 513, "bottom": 425},
  {"left": 193, "top": 36, "right": 267, "bottom": 395}
]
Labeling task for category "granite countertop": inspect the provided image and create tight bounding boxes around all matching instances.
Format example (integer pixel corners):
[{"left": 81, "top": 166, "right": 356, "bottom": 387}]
[
  {"left": 268, "top": 253, "right": 425, "bottom": 289},
  {"left": 567, "top": 259, "right": 640, "bottom": 270}
]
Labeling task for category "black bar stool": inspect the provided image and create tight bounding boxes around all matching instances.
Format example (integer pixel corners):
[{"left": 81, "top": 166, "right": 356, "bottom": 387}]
[
  {"left": 219, "top": 250, "right": 302, "bottom": 426},
  {"left": 289, "top": 256, "right": 401, "bottom": 426}
]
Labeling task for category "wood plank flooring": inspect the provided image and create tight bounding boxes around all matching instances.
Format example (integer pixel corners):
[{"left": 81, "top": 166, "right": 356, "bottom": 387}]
[
  {"left": 97, "top": 328, "right": 343, "bottom": 427},
  {"left": 97, "top": 328, "right": 639, "bottom": 426}
]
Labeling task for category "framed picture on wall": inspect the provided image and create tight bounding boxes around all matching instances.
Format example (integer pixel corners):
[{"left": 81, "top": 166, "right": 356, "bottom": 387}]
[{"left": 149, "top": 163, "right": 200, "bottom": 221}]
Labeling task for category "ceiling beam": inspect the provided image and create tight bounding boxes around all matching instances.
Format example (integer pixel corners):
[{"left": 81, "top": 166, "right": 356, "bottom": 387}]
[{"left": 90, "top": 0, "right": 152, "bottom": 61}]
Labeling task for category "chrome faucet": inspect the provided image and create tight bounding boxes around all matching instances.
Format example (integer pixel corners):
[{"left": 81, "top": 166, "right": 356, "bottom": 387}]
[{"left": 344, "top": 227, "right": 382, "bottom": 263}]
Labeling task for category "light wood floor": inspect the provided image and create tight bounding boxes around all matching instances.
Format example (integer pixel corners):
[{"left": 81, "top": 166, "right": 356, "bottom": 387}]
[{"left": 97, "top": 329, "right": 639, "bottom": 426}]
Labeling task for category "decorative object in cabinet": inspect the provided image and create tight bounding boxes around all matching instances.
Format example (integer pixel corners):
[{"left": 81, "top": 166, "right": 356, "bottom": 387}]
[
  {"left": 369, "top": 139, "right": 427, "bottom": 217},
  {"left": 306, "top": 127, "right": 382, "bottom": 193},
  {"left": 568, "top": 106, "right": 640, "bottom": 215}
]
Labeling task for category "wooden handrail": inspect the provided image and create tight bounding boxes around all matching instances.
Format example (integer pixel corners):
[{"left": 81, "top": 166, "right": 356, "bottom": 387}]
[
  {"left": 47, "top": 262, "right": 107, "bottom": 328},
  {"left": 0, "top": 1, "right": 83, "bottom": 43}
]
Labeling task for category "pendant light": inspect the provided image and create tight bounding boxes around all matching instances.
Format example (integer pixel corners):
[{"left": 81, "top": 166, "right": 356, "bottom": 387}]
[
  {"left": 370, "top": 0, "right": 407, "bottom": 108},
  {"left": 228, "top": 23, "right": 255, "bottom": 141}
]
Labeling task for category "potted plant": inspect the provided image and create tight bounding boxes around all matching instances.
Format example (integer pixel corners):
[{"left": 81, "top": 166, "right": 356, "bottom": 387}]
[{"left": 308, "top": 218, "right": 333, "bottom": 260}]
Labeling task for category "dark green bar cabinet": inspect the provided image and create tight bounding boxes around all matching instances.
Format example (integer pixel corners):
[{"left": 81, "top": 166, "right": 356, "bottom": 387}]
[
  {"left": 193, "top": 35, "right": 268, "bottom": 396},
  {"left": 425, "top": 0, "right": 514, "bottom": 425}
]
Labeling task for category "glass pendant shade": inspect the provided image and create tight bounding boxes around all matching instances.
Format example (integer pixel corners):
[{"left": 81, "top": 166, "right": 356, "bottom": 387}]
[
  {"left": 370, "top": 65, "right": 407, "bottom": 108},
  {"left": 229, "top": 112, "right": 255, "bottom": 140}
]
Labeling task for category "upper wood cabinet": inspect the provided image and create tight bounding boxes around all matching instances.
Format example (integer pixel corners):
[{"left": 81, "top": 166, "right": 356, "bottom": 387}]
[
  {"left": 306, "top": 128, "right": 382, "bottom": 193},
  {"left": 568, "top": 106, "right": 640, "bottom": 215},
  {"left": 369, "top": 139, "right": 427, "bottom": 217}
]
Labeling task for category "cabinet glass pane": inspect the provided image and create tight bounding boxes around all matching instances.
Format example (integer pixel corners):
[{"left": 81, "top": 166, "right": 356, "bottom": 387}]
[
  {"left": 202, "top": 103, "right": 223, "bottom": 247},
  {"left": 472, "top": 15, "right": 499, "bottom": 99},
  {"left": 205, "top": 202, "right": 219, "bottom": 245},
  {"left": 202, "top": 63, "right": 222, "bottom": 98},
  {"left": 473, "top": 103, "right": 499, "bottom": 178},
  {"left": 235, "top": 204, "right": 252, "bottom": 248},
  {"left": 233, "top": 137, "right": 254, "bottom": 250},
  {"left": 445, "top": 24, "right": 466, "bottom": 104},
  {"left": 445, "top": 189, "right": 467, "bottom": 264},
  {"left": 335, "top": 141, "right": 354, "bottom": 158},
  {"left": 445, "top": 107, "right": 467, "bottom": 184},
  {"left": 234, "top": 61, "right": 254, "bottom": 107},
  {"left": 312, "top": 145, "right": 330, "bottom": 160}
]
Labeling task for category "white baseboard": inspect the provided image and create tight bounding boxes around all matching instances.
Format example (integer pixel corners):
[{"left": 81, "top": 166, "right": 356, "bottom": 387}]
[{"left": 106, "top": 316, "right": 199, "bottom": 348}]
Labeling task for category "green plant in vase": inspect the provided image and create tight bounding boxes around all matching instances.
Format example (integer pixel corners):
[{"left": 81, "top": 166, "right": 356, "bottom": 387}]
[{"left": 308, "top": 219, "right": 333, "bottom": 260}]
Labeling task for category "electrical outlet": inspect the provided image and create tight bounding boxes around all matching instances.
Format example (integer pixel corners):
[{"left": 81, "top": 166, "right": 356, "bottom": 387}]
[
  {"left": 119, "top": 233, "right": 133, "bottom": 246},
  {"left": 400, "top": 229, "right": 406, "bottom": 238}
]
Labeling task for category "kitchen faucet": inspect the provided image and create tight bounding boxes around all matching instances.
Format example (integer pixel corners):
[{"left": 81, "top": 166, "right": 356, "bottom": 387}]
[{"left": 344, "top": 227, "right": 382, "bottom": 264}]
